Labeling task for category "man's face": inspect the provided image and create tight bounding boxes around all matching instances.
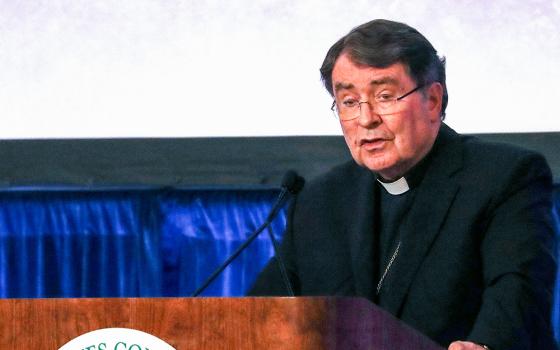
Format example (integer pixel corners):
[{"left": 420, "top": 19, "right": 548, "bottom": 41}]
[{"left": 331, "top": 53, "right": 442, "bottom": 180}]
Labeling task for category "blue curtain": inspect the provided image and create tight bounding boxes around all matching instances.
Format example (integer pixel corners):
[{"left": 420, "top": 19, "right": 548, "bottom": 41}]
[
  {"left": 0, "top": 189, "right": 284, "bottom": 298},
  {"left": 0, "top": 190, "right": 158, "bottom": 297}
]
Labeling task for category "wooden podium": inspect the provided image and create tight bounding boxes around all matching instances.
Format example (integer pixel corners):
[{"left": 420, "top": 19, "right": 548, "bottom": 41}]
[{"left": 0, "top": 297, "right": 443, "bottom": 349}]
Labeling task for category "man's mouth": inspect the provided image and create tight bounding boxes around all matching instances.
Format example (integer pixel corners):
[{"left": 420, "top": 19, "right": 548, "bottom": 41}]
[{"left": 360, "top": 138, "right": 388, "bottom": 151}]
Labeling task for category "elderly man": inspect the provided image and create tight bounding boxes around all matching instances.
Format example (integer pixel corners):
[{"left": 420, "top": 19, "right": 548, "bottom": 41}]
[{"left": 249, "top": 19, "right": 557, "bottom": 349}]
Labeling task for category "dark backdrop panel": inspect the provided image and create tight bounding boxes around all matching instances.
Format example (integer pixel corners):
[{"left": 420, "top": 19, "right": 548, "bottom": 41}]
[{"left": 0, "top": 132, "right": 558, "bottom": 188}]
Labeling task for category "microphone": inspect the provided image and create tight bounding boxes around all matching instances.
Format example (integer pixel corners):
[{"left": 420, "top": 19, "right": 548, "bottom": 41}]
[
  {"left": 265, "top": 170, "right": 305, "bottom": 223},
  {"left": 190, "top": 170, "right": 304, "bottom": 297},
  {"left": 263, "top": 170, "right": 304, "bottom": 296}
]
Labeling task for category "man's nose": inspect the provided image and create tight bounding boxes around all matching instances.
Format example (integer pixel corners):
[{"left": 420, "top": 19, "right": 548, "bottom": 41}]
[{"left": 357, "top": 101, "right": 381, "bottom": 127}]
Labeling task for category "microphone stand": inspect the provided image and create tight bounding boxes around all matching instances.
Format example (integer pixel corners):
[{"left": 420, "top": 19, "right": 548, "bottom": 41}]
[{"left": 266, "top": 224, "right": 294, "bottom": 296}]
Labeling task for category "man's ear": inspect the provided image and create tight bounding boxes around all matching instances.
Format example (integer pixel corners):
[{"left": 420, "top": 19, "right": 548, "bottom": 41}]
[{"left": 426, "top": 82, "right": 443, "bottom": 121}]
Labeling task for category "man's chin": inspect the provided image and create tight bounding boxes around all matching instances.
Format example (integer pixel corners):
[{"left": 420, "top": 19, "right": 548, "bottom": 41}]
[{"left": 360, "top": 159, "right": 397, "bottom": 176}]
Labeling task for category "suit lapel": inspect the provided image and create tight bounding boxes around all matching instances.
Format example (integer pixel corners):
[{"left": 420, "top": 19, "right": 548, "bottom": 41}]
[{"left": 379, "top": 125, "right": 464, "bottom": 316}]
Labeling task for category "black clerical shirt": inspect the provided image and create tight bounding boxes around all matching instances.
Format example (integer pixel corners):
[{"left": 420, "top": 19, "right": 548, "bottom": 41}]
[{"left": 374, "top": 139, "right": 438, "bottom": 307}]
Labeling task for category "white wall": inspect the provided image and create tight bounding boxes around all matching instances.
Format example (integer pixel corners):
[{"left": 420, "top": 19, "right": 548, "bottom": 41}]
[{"left": 1, "top": 0, "right": 559, "bottom": 139}]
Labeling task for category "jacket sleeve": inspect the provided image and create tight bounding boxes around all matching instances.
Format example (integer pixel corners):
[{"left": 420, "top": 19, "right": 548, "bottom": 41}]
[{"left": 467, "top": 153, "right": 558, "bottom": 349}]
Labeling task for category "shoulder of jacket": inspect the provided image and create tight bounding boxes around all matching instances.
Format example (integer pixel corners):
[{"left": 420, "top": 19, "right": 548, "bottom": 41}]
[{"left": 302, "top": 160, "right": 365, "bottom": 193}]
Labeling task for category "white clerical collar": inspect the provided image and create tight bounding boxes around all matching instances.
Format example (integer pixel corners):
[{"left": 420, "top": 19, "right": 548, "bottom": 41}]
[{"left": 377, "top": 176, "right": 410, "bottom": 195}]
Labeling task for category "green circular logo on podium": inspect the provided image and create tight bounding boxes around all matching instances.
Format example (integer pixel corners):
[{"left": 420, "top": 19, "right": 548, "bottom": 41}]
[{"left": 59, "top": 328, "right": 176, "bottom": 350}]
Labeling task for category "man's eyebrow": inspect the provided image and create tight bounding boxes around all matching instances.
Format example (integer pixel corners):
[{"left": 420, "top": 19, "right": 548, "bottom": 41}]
[
  {"left": 333, "top": 82, "right": 354, "bottom": 92},
  {"left": 369, "top": 77, "right": 399, "bottom": 86},
  {"left": 333, "top": 76, "right": 400, "bottom": 93}
]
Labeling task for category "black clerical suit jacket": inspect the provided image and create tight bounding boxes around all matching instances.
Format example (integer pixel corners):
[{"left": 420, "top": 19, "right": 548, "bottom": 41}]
[{"left": 250, "top": 124, "right": 558, "bottom": 349}]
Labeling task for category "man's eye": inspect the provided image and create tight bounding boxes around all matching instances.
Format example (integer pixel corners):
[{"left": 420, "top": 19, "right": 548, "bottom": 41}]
[
  {"left": 342, "top": 99, "right": 358, "bottom": 108},
  {"left": 376, "top": 93, "right": 395, "bottom": 102}
]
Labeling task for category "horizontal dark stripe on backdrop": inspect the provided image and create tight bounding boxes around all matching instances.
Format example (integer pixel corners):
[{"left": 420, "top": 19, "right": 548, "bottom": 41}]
[{"left": 0, "top": 132, "right": 558, "bottom": 189}]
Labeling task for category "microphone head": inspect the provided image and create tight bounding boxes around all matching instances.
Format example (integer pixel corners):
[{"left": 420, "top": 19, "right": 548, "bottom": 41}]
[{"left": 281, "top": 170, "right": 305, "bottom": 194}]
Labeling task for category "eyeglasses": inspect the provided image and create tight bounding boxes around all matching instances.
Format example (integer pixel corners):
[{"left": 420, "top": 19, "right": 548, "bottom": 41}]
[{"left": 331, "top": 85, "right": 424, "bottom": 121}]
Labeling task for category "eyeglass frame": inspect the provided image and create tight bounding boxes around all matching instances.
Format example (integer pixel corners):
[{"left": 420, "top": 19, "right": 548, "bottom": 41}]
[{"left": 330, "top": 84, "right": 425, "bottom": 121}]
